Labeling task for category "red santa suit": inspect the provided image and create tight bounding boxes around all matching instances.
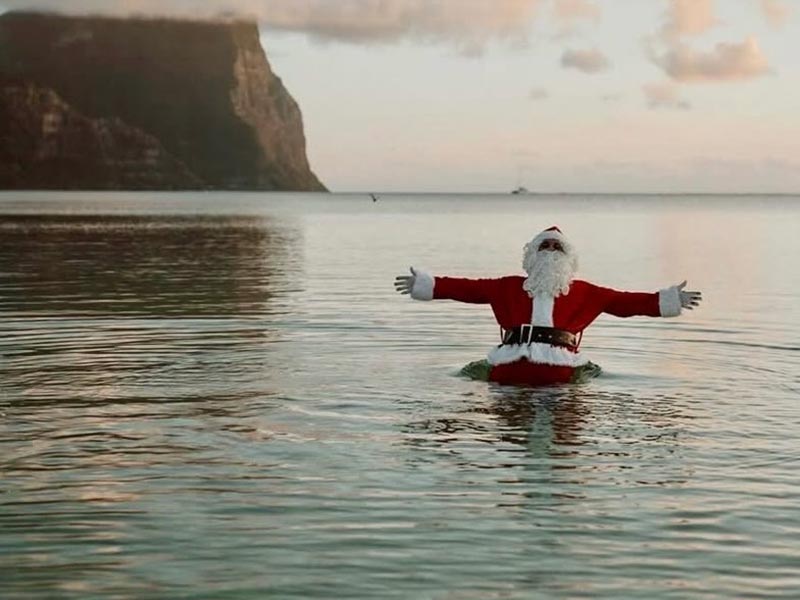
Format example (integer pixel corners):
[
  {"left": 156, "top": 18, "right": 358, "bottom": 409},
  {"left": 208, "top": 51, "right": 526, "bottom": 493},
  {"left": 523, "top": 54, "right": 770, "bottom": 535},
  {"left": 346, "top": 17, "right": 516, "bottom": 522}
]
[{"left": 407, "top": 227, "right": 684, "bottom": 386}]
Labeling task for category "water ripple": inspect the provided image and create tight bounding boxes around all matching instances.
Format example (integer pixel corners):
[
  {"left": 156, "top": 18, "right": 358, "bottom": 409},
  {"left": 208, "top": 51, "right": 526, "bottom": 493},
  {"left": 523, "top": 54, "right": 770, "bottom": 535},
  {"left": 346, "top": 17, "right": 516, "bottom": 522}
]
[{"left": 2, "top": 196, "right": 800, "bottom": 599}]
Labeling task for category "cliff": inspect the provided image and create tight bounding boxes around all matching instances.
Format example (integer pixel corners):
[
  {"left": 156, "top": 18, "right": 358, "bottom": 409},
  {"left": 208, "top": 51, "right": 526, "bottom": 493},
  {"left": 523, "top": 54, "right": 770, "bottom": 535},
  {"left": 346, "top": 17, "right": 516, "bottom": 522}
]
[{"left": 0, "top": 12, "right": 326, "bottom": 191}]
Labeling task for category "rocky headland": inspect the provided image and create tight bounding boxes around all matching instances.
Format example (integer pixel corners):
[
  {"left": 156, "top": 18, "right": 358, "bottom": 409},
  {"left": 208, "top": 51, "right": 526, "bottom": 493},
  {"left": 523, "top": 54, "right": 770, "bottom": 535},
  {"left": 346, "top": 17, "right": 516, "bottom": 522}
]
[{"left": 0, "top": 12, "right": 326, "bottom": 191}]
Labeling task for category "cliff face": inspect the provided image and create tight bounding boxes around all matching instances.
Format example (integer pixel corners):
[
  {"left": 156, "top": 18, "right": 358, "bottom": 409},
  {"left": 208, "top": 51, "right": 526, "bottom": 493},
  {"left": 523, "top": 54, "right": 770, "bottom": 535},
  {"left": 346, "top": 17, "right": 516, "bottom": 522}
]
[
  {"left": 0, "top": 12, "right": 326, "bottom": 191},
  {"left": 0, "top": 83, "right": 204, "bottom": 189}
]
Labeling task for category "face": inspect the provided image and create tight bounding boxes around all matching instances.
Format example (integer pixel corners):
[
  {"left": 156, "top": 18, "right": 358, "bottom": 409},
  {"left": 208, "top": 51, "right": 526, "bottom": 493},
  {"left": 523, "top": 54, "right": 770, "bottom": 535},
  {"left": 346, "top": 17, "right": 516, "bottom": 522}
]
[{"left": 538, "top": 238, "right": 564, "bottom": 253}]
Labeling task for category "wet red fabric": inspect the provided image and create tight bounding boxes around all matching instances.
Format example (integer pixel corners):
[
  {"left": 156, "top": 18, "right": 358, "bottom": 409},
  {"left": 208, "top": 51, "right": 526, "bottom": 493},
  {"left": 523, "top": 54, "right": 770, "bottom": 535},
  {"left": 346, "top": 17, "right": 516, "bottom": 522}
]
[{"left": 489, "top": 360, "right": 574, "bottom": 386}]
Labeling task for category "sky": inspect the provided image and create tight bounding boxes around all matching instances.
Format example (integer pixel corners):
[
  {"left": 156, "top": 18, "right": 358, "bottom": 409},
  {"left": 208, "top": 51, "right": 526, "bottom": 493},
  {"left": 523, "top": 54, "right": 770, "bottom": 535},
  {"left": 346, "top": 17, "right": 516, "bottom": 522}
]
[{"left": 2, "top": 0, "right": 799, "bottom": 193}]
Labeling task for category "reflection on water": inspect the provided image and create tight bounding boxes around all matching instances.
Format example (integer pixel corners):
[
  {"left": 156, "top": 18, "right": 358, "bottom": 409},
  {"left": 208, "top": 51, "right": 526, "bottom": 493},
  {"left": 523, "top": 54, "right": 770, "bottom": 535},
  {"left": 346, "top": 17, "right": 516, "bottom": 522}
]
[
  {"left": 1, "top": 211, "right": 305, "bottom": 597},
  {"left": 405, "top": 387, "right": 590, "bottom": 454},
  {"left": 1, "top": 194, "right": 799, "bottom": 599},
  {"left": 404, "top": 385, "right": 692, "bottom": 488},
  {"left": 0, "top": 214, "right": 299, "bottom": 317},
  {"left": 0, "top": 215, "right": 301, "bottom": 397}
]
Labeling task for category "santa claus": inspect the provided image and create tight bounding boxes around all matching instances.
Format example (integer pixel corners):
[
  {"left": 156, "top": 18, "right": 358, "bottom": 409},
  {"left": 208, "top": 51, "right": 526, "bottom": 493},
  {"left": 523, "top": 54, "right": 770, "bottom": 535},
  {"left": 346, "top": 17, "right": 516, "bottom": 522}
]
[{"left": 394, "top": 226, "right": 702, "bottom": 386}]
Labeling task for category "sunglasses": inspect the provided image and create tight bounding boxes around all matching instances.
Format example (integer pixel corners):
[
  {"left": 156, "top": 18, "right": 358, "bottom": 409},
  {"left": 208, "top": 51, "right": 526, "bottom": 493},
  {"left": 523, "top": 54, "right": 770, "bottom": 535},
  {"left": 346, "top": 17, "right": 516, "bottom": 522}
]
[{"left": 538, "top": 239, "right": 564, "bottom": 252}]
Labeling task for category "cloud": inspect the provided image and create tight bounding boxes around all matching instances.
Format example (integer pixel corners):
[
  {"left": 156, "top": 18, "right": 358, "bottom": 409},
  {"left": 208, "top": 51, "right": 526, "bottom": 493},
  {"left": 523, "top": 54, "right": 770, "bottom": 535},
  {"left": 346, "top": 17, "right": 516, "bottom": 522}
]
[
  {"left": 528, "top": 86, "right": 549, "bottom": 100},
  {"left": 0, "top": 0, "right": 541, "bottom": 48},
  {"left": 758, "top": 0, "right": 791, "bottom": 28},
  {"left": 552, "top": 0, "right": 601, "bottom": 26},
  {"left": 560, "top": 48, "right": 610, "bottom": 73},
  {"left": 651, "top": 37, "right": 769, "bottom": 82},
  {"left": 649, "top": 1, "right": 769, "bottom": 86},
  {"left": 642, "top": 82, "right": 690, "bottom": 110},
  {"left": 661, "top": 0, "right": 717, "bottom": 39}
]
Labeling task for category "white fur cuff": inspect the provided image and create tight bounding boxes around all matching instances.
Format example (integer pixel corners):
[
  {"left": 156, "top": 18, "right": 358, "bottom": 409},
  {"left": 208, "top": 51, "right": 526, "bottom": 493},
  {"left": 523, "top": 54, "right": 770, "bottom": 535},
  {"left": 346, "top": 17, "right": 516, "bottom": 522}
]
[
  {"left": 410, "top": 270, "right": 435, "bottom": 301},
  {"left": 658, "top": 286, "right": 682, "bottom": 317}
]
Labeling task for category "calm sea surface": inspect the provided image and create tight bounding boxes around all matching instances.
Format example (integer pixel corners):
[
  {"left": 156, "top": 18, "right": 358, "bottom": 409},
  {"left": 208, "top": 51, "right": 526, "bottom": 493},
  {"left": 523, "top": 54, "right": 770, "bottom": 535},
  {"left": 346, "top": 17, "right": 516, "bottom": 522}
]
[{"left": 1, "top": 192, "right": 799, "bottom": 599}]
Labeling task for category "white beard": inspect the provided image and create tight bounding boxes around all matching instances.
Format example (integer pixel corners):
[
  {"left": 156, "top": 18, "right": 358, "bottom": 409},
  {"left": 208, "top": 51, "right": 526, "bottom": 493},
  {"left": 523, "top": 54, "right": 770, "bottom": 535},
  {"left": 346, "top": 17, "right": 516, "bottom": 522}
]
[{"left": 522, "top": 249, "right": 577, "bottom": 298}]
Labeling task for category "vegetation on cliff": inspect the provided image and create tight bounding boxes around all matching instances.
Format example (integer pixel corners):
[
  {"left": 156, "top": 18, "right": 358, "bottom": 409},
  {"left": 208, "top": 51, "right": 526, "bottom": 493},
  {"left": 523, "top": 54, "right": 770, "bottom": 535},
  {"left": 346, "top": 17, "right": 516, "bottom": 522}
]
[{"left": 0, "top": 12, "right": 326, "bottom": 191}]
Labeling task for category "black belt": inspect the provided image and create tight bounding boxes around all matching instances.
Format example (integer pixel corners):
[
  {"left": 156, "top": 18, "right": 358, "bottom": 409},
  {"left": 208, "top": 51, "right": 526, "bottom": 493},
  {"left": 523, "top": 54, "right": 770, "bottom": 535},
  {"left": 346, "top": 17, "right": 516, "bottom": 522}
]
[{"left": 501, "top": 325, "right": 578, "bottom": 349}]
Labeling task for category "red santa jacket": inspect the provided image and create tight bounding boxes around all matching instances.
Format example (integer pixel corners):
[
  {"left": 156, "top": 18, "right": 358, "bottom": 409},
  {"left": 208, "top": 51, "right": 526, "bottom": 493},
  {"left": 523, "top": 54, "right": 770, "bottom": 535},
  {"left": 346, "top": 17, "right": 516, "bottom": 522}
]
[{"left": 412, "top": 273, "right": 682, "bottom": 385}]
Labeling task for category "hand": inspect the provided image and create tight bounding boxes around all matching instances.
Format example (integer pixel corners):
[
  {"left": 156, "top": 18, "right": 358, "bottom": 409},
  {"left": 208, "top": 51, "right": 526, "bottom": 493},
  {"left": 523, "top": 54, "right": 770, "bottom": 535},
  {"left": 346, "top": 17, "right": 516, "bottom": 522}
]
[
  {"left": 677, "top": 280, "right": 702, "bottom": 310},
  {"left": 394, "top": 267, "right": 417, "bottom": 295}
]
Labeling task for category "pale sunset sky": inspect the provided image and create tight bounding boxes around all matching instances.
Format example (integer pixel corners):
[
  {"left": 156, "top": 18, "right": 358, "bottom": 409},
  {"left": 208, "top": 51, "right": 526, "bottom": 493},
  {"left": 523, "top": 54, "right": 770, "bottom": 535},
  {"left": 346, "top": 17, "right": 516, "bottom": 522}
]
[{"left": 3, "top": 0, "right": 799, "bottom": 193}]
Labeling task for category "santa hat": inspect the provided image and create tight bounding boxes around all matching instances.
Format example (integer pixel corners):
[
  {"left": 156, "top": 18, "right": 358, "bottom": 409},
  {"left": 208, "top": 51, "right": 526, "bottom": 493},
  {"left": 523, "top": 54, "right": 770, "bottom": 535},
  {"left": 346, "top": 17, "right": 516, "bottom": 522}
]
[{"left": 525, "top": 226, "right": 573, "bottom": 255}]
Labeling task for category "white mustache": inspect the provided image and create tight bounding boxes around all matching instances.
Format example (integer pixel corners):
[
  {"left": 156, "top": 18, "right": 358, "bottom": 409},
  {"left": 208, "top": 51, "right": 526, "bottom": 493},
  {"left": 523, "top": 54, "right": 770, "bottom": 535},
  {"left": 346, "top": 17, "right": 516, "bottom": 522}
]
[{"left": 522, "top": 249, "right": 576, "bottom": 297}]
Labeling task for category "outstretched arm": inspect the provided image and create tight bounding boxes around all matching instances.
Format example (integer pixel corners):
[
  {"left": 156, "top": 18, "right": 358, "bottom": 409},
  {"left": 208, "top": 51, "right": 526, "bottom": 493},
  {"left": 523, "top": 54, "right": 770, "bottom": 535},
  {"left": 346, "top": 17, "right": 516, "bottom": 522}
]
[
  {"left": 603, "top": 280, "right": 702, "bottom": 318},
  {"left": 394, "top": 267, "right": 497, "bottom": 304}
]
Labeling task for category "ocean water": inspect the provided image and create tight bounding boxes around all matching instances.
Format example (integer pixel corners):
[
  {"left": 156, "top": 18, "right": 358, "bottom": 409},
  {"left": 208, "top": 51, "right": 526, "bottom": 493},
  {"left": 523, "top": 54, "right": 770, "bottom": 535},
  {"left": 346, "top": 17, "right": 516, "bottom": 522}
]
[{"left": 1, "top": 192, "right": 798, "bottom": 599}]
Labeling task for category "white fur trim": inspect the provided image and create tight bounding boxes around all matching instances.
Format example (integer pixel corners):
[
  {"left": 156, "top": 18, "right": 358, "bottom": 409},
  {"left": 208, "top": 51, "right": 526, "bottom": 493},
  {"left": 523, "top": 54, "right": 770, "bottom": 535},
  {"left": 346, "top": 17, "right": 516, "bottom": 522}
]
[
  {"left": 487, "top": 342, "right": 589, "bottom": 367},
  {"left": 658, "top": 285, "right": 682, "bottom": 317},
  {"left": 531, "top": 295, "right": 554, "bottom": 326},
  {"left": 410, "top": 270, "right": 434, "bottom": 301}
]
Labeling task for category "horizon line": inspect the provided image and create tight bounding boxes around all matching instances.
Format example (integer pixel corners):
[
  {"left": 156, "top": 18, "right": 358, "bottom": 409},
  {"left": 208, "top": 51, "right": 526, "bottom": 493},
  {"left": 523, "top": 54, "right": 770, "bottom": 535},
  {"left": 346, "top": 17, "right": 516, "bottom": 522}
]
[
  {"left": 333, "top": 190, "right": 800, "bottom": 197},
  {"left": 2, "top": 189, "right": 798, "bottom": 197}
]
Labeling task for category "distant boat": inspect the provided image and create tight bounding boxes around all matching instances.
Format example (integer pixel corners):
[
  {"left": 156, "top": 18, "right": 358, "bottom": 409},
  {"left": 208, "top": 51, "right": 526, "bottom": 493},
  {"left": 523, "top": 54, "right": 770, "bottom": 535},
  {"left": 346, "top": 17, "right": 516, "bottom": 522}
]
[{"left": 511, "top": 186, "right": 531, "bottom": 195}]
